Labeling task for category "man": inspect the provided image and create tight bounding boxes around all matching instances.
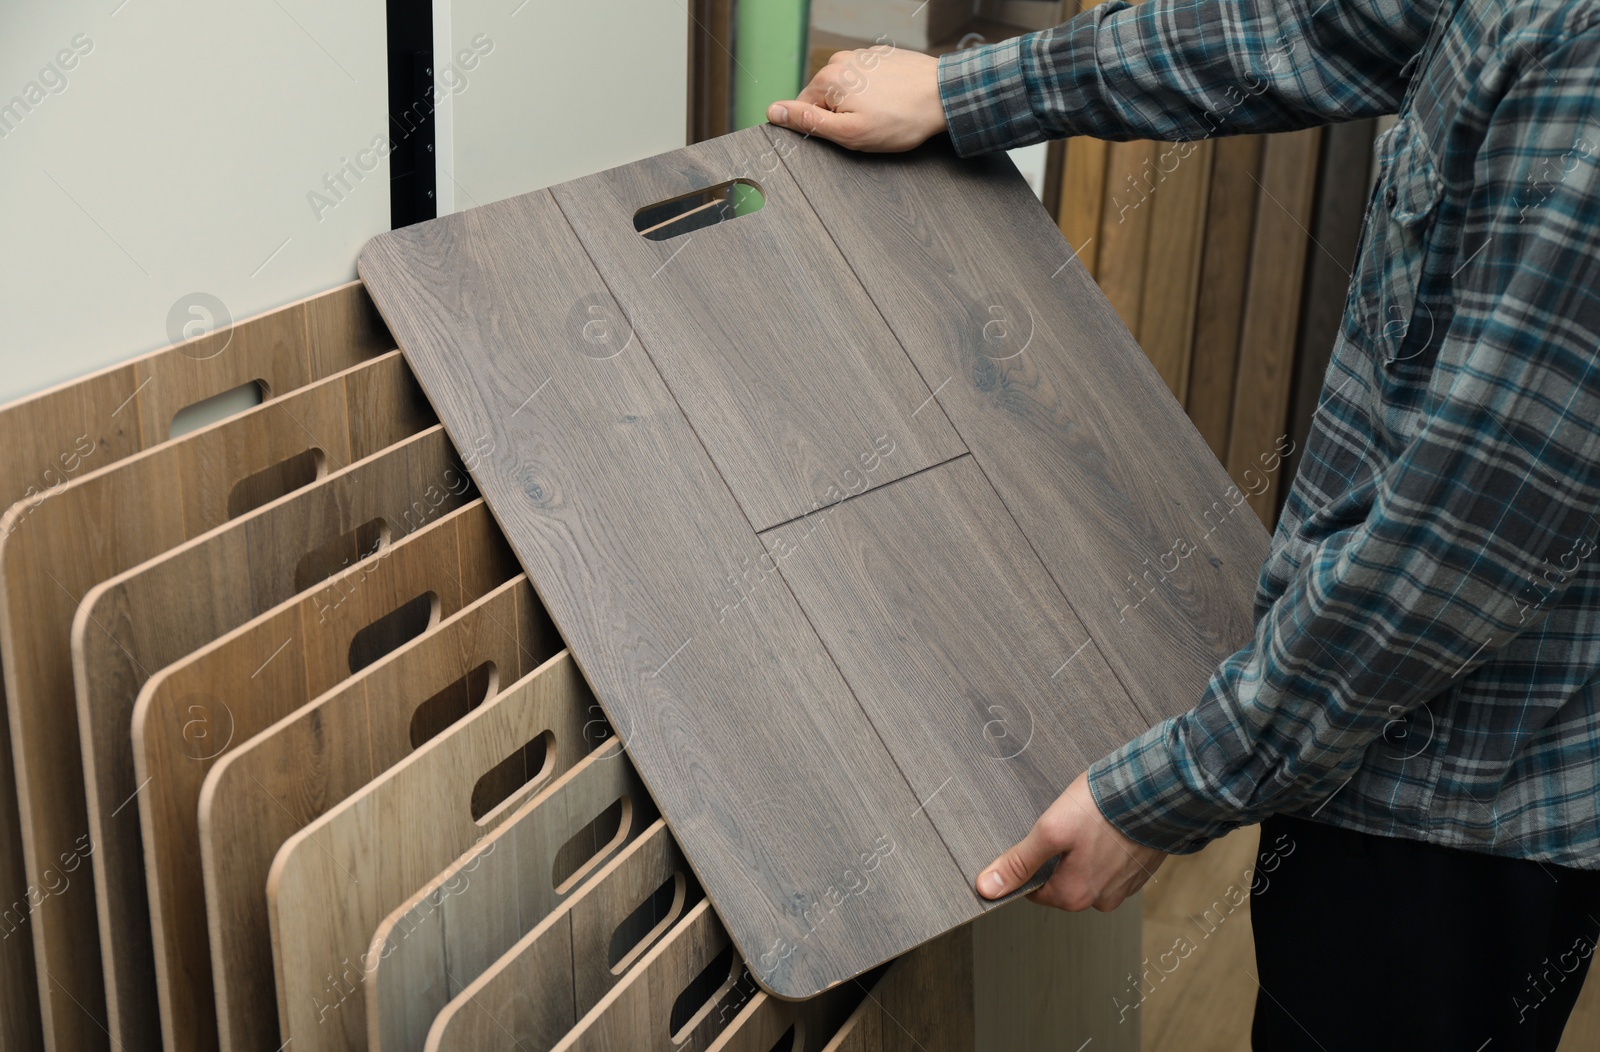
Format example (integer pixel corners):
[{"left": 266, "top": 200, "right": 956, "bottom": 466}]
[{"left": 769, "top": 1, "right": 1600, "bottom": 1048}]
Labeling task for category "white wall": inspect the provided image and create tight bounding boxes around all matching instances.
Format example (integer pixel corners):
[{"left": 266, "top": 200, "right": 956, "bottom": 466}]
[
  {"left": 433, "top": 0, "right": 688, "bottom": 214},
  {"left": 0, "top": 0, "right": 391, "bottom": 404},
  {"left": 0, "top": 0, "right": 691, "bottom": 406}
]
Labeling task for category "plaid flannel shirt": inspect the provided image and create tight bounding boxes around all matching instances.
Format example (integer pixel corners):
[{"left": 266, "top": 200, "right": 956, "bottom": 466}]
[{"left": 940, "top": 0, "right": 1600, "bottom": 868}]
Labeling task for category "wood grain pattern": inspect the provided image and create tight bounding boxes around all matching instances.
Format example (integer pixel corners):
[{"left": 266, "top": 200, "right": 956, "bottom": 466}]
[
  {"left": 768, "top": 127, "right": 1268, "bottom": 725},
  {"left": 1139, "top": 139, "right": 1214, "bottom": 402},
  {"left": 369, "top": 746, "right": 658, "bottom": 1051},
  {"left": 359, "top": 185, "right": 980, "bottom": 1000},
  {"left": 549, "top": 126, "right": 965, "bottom": 531},
  {"left": 268, "top": 653, "right": 594, "bottom": 1052},
  {"left": 1227, "top": 127, "right": 1322, "bottom": 524},
  {"left": 548, "top": 899, "right": 741, "bottom": 1052},
  {"left": 425, "top": 819, "right": 696, "bottom": 1052},
  {"left": 61, "top": 426, "right": 465, "bottom": 1052},
  {"left": 129, "top": 500, "right": 517, "bottom": 1052},
  {"left": 0, "top": 282, "right": 387, "bottom": 1050},
  {"left": 0, "top": 353, "right": 425, "bottom": 1052},
  {"left": 1188, "top": 136, "right": 1264, "bottom": 459},
  {"left": 202, "top": 577, "right": 558, "bottom": 1052},
  {"left": 760, "top": 456, "right": 1145, "bottom": 882}
]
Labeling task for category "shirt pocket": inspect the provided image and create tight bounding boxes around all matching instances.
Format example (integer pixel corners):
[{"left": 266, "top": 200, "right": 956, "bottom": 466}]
[{"left": 1353, "top": 118, "right": 1445, "bottom": 366}]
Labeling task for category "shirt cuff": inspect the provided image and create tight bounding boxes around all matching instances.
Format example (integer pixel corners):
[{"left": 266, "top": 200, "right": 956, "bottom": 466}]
[
  {"left": 937, "top": 36, "right": 1046, "bottom": 157},
  {"left": 1087, "top": 715, "right": 1236, "bottom": 854}
]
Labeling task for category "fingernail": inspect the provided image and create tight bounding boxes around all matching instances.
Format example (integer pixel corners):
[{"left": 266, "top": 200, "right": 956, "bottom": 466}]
[
  {"left": 768, "top": 104, "right": 788, "bottom": 125},
  {"left": 981, "top": 870, "right": 1005, "bottom": 897}
]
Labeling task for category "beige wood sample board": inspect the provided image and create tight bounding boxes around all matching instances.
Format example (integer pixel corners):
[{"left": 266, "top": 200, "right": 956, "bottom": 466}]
[
  {"left": 201, "top": 576, "right": 559, "bottom": 1052},
  {"left": 423, "top": 819, "right": 699, "bottom": 1052},
  {"left": 367, "top": 746, "right": 658, "bottom": 1051},
  {"left": 358, "top": 125, "right": 1269, "bottom": 1000},
  {"left": 267, "top": 652, "right": 597, "bottom": 1051},
  {"left": 0, "top": 281, "right": 389, "bottom": 1051}
]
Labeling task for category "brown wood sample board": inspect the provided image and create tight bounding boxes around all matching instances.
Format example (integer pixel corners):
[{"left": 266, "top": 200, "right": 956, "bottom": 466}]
[
  {"left": 367, "top": 745, "right": 658, "bottom": 1051},
  {"left": 130, "top": 498, "right": 518, "bottom": 1052},
  {"left": 0, "top": 280, "right": 390, "bottom": 1051},
  {"left": 66, "top": 424, "right": 467, "bottom": 1050},
  {"left": 267, "top": 652, "right": 597, "bottom": 1051},
  {"left": 358, "top": 125, "right": 1269, "bottom": 1000},
  {"left": 201, "top": 575, "right": 559, "bottom": 1052},
  {"left": 0, "top": 350, "right": 426, "bottom": 1052}
]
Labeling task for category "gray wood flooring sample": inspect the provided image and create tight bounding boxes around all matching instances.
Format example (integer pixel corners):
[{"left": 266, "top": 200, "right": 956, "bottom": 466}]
[{"left": 357, "top": 125, "right": 1267, "bottom": 998}]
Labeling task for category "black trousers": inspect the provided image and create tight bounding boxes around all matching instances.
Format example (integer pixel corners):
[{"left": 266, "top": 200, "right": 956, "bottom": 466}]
[{"left": 1250, "top": 814, "right": 1600, "bottom": 1052}]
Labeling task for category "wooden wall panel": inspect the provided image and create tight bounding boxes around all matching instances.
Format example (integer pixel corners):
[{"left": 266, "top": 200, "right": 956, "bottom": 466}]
[
  {"left": 1226, "top": 128, "right": 1322, "bottom": 523},
  {"left": 1187, "top": 136, "right": 1264, "bottom": 459}
]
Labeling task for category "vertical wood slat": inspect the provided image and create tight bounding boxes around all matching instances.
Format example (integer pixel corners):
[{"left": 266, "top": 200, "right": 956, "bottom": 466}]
[
  {"left": 1226, "top": 127, "right": 1323, "bottom": 524},
  {"left": 1140, "top": 139, "right": 1215, "bottom": 401},
  {"left": 1095, "top": 139, "right": 1159, "bottom": 334},
  {"left": 1187, "top": 135, "right": 1266, "bottom": 459}
]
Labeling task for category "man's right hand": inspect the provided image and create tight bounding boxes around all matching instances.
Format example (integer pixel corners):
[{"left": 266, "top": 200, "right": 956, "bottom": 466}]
[{"left": 767, "top": 46, "right": 947, "bottom": 153}]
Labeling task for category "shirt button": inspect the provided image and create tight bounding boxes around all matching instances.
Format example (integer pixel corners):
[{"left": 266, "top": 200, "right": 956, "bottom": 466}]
[{"left": 1385, "top": 185, "right": 1399, "bottom": 210}]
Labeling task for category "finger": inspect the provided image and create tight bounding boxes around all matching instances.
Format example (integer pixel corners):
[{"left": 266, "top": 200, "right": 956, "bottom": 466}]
[
  {"left": 796, "top": 66, "right": 841, "bottom": 108},
  {"left": 1025, "top": 863, "right": 1094, "bottom": 912},
  {"left": 976, "top": 819, "right": 1063, "bottom": 899},
  {"left": 766, "top": 102, "right": 869, "bottom": 147}
]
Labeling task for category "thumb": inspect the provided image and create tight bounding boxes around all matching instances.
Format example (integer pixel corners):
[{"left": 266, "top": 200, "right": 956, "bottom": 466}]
[
  {"left": 977, "top": 821, "right": 1061, "bottom": 899},
  {"left": 766, "top": 101, "right": 866, "bottom": 147}
]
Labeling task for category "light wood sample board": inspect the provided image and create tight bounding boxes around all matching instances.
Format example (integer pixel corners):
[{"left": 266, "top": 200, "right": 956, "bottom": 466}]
[{"left": 358, "top": 125, "right": 1270, "bottom": 999}]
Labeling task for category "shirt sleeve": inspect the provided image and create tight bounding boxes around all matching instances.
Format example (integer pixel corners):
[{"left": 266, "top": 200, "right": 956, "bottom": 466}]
[
  {"left": 938, "top": 0, "right": 1434, "bottom": 156},
  {"left": 1086, "top": 21, "right": 1600, "bottom": 853}
]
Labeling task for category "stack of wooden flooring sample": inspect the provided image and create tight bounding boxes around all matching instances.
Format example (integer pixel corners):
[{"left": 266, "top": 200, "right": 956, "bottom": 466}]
[
  {"left": 0, "top": 270, "right": 1102, "bottom": 1052},
  {"left": 359, "top": 125, "right": 1269, "bottom": 1003}
]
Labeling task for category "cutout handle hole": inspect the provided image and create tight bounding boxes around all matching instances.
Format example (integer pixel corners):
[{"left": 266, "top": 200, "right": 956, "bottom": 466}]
[
  {"left": 552, "top": 796, "right": 631, "bottom": 894},
  {"left": 669, "top": 944, "right": 737, "bottom": 1044},
  {"left": 347, "top": 591, "right": 438, "bottom": 674},
  {"left": 294, "top": 517, "right": 390, "bottom": 594},
  {"left": 470, "top": 732, "right": 553, "bottom": 823},
  {"left": 169, "top": 379, "right": 267, "bottom": 439},
  {"left": 634, "top": 179, "right": 764, "bottom": 241},
  {"left": 409, "top": 662, "right": 498, "bottom": 748},
  {"left": 608, "top": 871, "right": 688, "bottom": 974},
  {"left": 227, "top": 448, "right": 326, "bottom": 519}
]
